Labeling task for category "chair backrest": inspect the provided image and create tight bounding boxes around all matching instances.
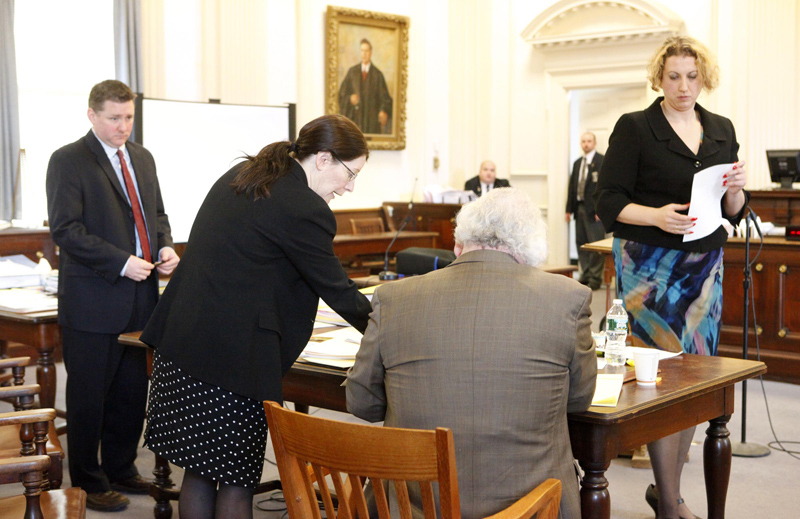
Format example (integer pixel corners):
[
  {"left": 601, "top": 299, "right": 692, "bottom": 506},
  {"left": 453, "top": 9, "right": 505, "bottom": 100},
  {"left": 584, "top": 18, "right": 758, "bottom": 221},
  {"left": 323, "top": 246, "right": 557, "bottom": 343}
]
[
  {"left": 264, "top": 401, "right": 461, "bottom": 519},
  {"left": 350, "top": 217, "right": 385, "bottom": 235}
]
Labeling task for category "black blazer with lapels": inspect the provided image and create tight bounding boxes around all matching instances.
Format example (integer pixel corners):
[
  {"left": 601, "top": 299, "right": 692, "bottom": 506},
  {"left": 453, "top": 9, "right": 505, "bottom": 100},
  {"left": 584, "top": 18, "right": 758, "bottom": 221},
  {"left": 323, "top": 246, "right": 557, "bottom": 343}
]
[
  {"left": 566, "top": 152, "right": 604, "bottom": 218},
  {"left": 46, "top": 130, "right": 173, "bottom": 333},
  {"left": 464, "top": 176, "right": 511, "bottom": 197},
  {"left": 141, "top": 160, "right": 372, "bottom": 402}
]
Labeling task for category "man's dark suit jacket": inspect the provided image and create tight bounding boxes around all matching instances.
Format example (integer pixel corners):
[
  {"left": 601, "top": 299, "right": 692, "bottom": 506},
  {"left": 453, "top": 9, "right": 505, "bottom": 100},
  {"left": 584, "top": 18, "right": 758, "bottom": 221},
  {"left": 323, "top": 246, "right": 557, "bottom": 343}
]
[
  {"left": 46, "top": 130, "right": 173, "bottom": 333},
  {"left": 338, "top": 63, "right": 393, "bottom": 134},
  {"left": 464, "top": 176, "right": 510, "bottom": 197},
  {"left": 565, "top": 152, "right": 604, "bottom": 219},
  {"left": 141, "top": 160, "right": 371, "bottom": 402}
]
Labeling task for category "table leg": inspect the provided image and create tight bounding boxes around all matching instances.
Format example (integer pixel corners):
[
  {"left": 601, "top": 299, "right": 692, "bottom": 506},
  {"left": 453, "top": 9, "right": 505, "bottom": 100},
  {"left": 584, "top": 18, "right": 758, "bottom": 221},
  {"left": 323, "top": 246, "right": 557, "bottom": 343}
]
[
  {"left": 704, "top": 414, "right": 732, "bottom": 519},
  {"left": 579, "top": 459, "right": 611, "bottom": 519}
]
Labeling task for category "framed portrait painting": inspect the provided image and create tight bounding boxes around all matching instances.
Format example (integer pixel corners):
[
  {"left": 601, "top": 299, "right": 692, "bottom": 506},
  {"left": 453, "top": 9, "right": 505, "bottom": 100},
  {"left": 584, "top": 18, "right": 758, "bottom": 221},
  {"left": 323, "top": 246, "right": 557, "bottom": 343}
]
[{"left": 326, "top": 6, "right": 409, "bottom": 150}]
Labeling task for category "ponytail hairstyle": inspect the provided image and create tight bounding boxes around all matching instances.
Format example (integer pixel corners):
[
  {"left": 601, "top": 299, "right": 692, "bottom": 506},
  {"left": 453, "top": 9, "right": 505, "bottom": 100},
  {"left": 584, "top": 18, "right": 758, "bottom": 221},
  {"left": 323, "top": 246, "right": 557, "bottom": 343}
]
[{"left": 232, "top": 114, "right": 369, "bottom": 200}]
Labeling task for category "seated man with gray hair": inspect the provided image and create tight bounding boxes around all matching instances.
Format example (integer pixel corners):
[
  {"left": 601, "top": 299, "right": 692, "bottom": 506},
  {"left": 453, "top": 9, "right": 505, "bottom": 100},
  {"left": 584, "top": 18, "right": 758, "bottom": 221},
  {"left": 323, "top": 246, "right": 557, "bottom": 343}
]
[{"left": 347, "top": 188, "right": 597, "bottom": 519}]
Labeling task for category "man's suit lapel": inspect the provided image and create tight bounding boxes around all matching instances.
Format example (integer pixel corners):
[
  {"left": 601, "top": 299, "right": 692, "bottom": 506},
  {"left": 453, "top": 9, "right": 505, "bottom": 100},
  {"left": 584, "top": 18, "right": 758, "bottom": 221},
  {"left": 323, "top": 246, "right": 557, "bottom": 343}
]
[{"left": 84, "top": 131, "right": 128, "bottom": 203}]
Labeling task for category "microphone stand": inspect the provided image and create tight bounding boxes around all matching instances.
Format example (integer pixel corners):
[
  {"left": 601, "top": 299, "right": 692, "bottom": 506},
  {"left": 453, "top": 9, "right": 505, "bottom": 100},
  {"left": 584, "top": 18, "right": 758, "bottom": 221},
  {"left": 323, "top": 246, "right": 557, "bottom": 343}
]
[
  {"left": 379, "top": 179, "right": 418, "bottom": 280},
  {"left": 378, "top": 213, "right": 410, "bottom": 280},
  {"left": 732, "top": 209, "right": 770, "bottom": 457}
]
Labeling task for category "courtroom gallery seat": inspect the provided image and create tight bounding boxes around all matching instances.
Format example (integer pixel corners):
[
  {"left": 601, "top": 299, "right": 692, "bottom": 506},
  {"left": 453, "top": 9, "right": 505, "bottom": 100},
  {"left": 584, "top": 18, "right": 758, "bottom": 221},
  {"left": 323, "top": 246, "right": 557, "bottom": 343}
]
[
  {"left": 264, "top": 400, "right": 562, "bottom": 519},
  {"left": 0, "top": 408, "right": 86, "bottom": 519},
  {"left": 0, "top": 357, "right": 63, "bottom": 490}
]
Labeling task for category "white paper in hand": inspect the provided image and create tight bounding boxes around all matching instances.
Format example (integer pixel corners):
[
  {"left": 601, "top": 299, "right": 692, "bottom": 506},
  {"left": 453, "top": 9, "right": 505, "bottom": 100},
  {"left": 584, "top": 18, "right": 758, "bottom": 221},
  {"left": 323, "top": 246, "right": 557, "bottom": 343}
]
[{"left": 684, "top": 163, "right": 733, "bottom": 242}]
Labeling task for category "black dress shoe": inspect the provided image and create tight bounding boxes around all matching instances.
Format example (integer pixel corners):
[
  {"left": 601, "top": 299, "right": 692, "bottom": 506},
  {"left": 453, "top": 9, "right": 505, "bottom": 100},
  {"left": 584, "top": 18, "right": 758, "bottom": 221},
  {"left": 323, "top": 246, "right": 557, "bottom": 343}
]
[
  {"left": 86, "top": 490, "right": 130, "bottom": 512},
  {"left": 646, "top": 484, "right": 659, "bottom": 514},
  {"left": 110, "top": 474, "right": 153, "bottom": 495}
]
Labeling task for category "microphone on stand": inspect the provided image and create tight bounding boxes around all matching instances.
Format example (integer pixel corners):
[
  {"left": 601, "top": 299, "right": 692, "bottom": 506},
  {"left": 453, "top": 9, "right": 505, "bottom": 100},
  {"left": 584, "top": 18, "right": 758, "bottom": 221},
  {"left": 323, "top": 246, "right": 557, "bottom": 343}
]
[
  {"left": 748, "top": 207, "right": 763, "bottom": 238},
  {"left": 379, "top": 178, "right": 418, "bottom": 281}
]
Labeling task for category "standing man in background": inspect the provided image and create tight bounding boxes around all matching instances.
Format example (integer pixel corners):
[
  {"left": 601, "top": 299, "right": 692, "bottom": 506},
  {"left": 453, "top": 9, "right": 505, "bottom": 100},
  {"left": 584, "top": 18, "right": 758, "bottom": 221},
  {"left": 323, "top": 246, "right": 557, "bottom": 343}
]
[
  {"left": 464, "top": 160, "right": 510, "bottom": 197},
  {"left": 46, "top": 79, "right": 179, "bottom": 512},
  {"left": 566, "top": 132, "right": 605, "bottom": 290},
  {"left": 338, "top": 38, "right": 393, "bottom": 134}
]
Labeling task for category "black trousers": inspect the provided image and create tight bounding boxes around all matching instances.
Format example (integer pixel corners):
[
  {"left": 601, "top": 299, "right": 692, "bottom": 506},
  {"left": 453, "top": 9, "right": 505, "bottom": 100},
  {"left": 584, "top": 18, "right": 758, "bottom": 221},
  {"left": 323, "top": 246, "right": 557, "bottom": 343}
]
[
  {"left": 575, "top": 202, "right": 606, "bottom": 287},
  {"left": 62, "top": 280, "right": 155, "bottom": 493}
]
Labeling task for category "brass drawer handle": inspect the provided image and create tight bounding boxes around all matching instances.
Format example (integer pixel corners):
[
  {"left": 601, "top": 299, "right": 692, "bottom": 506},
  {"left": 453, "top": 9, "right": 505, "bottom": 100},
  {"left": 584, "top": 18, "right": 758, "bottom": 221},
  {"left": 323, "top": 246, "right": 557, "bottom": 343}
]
[
  {"left": 778, "top": 328, "right": 788, "bottom": 338},
  {"left": 779, "top": 264, "right": 787, "bottom": 273},
  {"left": 756, "top": 325, "right": 763, "bottom": 336},
  {"left": 755, "top": 263, "right": 763, "bottom": 272}
]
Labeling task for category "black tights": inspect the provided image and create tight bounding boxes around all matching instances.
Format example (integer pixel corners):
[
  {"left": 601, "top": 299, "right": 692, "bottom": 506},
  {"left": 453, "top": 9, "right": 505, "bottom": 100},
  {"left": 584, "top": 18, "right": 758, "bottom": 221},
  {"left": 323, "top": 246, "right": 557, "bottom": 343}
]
[{"left": 179, "top": 469, "right": 254, "bottom": 519}]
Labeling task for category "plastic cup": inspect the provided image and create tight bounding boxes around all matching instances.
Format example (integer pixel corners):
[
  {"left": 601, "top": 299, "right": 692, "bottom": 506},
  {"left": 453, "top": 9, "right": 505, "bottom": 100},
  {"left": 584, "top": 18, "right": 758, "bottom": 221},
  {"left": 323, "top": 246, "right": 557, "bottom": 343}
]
[{"left": 634, "top": 349, "right": 660, "bottom": 386}]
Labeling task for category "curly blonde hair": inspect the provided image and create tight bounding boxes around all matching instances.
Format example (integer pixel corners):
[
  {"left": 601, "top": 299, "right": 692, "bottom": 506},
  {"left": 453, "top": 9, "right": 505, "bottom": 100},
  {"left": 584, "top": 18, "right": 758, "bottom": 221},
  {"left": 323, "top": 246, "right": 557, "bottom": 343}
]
[{"left": 646, "top": 35, "right": 719, "bottom": 93}]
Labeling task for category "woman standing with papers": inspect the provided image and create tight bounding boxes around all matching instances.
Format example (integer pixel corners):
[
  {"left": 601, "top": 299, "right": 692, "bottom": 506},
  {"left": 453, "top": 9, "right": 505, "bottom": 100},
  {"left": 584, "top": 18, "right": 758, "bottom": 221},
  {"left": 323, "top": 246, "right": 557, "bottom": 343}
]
[
  {"left": 140, "top": 114, "right": 372, "bottom": 519},
  {"left": 594, "top": 36, "right": 748, "bottom": 519}
]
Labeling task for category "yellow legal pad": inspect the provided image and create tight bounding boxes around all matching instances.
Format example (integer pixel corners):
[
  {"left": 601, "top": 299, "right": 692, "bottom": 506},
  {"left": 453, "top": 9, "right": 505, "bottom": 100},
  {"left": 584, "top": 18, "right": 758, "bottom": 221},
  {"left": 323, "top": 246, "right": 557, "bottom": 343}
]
[{"left": 591, "top": 374, "right": 624, "bottom": 407}]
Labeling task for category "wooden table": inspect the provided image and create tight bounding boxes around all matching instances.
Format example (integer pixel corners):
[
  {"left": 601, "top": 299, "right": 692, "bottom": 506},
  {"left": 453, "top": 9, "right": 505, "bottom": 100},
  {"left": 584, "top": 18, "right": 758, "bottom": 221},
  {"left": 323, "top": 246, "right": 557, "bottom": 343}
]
[
  {"left": 0, "top": 308, "right": 60, "bottom": 410},
  {"left": 332, "top": 231, "right": 438, "bottom": 257},
  {"left": 580, "top": 237, "right": 615, "bottom": 313},
  {"left": 121, "top": 326, "right": 764, "bottom": 519},
  {"left": 284, "top": 354, "right": 765, "bottom": 519}
]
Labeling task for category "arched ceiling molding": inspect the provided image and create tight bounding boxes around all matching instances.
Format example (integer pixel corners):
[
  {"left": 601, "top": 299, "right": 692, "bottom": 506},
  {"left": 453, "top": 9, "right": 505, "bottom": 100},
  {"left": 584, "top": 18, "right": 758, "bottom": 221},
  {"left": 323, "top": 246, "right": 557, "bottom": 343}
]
[{"left": 520, "top": 0, "right": 684, "bottom": 49}]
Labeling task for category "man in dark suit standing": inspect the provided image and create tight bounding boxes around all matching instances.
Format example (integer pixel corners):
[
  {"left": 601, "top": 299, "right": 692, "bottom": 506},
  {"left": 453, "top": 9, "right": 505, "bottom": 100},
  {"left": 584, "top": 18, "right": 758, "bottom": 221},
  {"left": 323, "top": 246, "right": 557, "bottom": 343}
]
[
  {"left": 464, "top": 160, "right": 510, "bottom": 197},
  {"left": 46, "top": 80, "right": 179, "bottom": 512},
  {"left": 338, "top": 38, "right": 393, "bottom": 134},
  {"left": 565, "top": 132, "right": 605, "bottom": 290}
]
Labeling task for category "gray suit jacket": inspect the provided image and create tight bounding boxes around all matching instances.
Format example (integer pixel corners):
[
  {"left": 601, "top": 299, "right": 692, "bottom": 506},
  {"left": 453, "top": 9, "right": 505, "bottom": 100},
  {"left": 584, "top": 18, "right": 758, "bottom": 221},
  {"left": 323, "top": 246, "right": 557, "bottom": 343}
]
[{"left": 347, "top": 250, "right": 597, "bottom": 519}]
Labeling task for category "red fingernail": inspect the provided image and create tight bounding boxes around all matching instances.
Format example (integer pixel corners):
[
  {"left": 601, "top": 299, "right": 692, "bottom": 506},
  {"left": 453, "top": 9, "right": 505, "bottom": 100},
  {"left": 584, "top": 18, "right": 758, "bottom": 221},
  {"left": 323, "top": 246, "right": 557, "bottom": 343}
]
[
  {"left": 692, "top": 223, "right": 696, "bottom": 227},
  {"left": 692, "top": 217, "right": 698, "bottom": 221},
  {"left": 723, "top": 181, "right": 727, "bottom": 186},
  {"left": 723, "top": 174, "right": 728, "bottom": 178},
  {"left": 733, "top": 165, "right": 737, "bottom": 170},
  {"left": 689, "top": 231, "right": 694, "bottom": 234}
]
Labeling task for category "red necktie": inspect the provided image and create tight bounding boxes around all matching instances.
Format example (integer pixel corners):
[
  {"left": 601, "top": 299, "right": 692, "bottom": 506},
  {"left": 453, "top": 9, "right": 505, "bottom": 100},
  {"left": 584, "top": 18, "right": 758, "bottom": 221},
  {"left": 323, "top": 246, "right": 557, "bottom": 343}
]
[
  {"left": 362, "top": 70, "right": 367, "bottom": 81},
  {"left": 117, "top": 149, "right": 152, "bottom": 262}
]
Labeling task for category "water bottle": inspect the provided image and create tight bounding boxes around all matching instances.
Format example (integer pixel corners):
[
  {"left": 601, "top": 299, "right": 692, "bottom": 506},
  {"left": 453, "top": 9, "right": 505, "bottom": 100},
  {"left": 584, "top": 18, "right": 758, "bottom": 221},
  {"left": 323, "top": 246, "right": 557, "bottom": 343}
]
[{"left": 604, "top": 299, "right": 628, "bottom": 367}]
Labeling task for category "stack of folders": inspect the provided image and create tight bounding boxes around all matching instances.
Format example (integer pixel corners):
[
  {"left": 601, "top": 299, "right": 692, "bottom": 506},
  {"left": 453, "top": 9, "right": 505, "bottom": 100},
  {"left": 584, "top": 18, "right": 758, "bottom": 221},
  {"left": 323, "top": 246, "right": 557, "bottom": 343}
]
[
  {"left": 299, "top": 327, "right": 362, "bottom": 369},
  {"left": 0, "top": 255, "right": 45, "bottom": 289}
]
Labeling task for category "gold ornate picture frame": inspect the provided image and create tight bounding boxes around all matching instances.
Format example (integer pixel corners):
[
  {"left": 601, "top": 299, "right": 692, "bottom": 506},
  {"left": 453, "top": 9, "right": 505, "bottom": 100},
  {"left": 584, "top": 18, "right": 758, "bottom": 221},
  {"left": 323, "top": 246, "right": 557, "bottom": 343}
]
[{"left": 326, "top": 6, "right": 409, "bottom": 150}]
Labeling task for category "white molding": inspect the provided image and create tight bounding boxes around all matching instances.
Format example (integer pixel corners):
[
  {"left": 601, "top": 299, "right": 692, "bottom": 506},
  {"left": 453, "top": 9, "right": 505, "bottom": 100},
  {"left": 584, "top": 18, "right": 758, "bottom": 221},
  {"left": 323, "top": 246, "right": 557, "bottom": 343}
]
[
  {"left": 521, "top": 0, "right": 684, "bottom": 49},
  {"left": 511, "top": 169, "right": 550, "bottom": 177}
]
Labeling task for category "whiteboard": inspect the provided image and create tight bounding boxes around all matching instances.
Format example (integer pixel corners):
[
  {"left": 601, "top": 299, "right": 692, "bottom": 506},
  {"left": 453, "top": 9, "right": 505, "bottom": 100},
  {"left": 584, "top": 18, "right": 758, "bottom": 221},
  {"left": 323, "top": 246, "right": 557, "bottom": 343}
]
[{"left": 138, "top": 99, "right": 292, "bottom": 242}]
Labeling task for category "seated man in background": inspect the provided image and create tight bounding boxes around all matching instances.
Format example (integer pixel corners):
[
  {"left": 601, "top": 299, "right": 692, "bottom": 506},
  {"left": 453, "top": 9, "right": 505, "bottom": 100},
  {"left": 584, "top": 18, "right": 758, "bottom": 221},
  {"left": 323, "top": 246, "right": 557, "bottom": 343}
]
[
  {"left": 347, "top": 188, "right": 597, "bottom": 519},
  {"left": 464, "top": 160, "right": 510, "bottom": 197}
]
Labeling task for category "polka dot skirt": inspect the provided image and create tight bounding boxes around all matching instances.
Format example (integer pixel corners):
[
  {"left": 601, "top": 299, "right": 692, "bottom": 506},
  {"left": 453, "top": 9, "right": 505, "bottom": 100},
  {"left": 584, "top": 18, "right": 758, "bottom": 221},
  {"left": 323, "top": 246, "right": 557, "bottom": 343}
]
[{"left": 144, "top": 350, "right": 268, "bottom": 489}]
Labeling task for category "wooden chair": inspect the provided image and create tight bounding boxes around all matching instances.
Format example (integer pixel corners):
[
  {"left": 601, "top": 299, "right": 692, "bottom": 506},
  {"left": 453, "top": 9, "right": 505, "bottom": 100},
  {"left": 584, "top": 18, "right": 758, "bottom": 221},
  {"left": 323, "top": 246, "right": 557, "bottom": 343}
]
[
  {"left": 0, "top": 408, "right": 86, "bottom": 519},
  {"left": 348, "top": 218, "right": 388, "bottom": 273},
  {"left": 0, "top": 357, "right": 64, "bottom": 490},
  {"left": 263, "top": 401, "right": 562, "bottom": 519},
  {"left": 350, "top": 217, "right": 386, "bottom": 235}
]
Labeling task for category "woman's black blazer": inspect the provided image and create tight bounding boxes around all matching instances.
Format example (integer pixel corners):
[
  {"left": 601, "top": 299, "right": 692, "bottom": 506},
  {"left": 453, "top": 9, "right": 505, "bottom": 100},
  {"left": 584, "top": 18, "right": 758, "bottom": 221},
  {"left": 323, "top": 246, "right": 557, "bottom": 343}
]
[{"left": 141, "top": 160, "right": 371, "bottom": 402}]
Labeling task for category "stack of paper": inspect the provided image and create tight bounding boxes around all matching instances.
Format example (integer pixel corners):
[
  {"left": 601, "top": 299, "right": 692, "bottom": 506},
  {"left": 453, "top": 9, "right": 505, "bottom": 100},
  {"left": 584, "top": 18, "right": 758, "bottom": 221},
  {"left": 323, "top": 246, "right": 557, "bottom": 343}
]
[
  {"left": 0, "top": 287, "right": 58, "bottom": 313},
  {"left": 0, "top": 255, "right": 43, "bottom": 289},
  {"left": 299, "top": 327, "right": 362, "bottom": 368},
  {"left": 315, "top": 287, "right": 376, "bottom": 326}
]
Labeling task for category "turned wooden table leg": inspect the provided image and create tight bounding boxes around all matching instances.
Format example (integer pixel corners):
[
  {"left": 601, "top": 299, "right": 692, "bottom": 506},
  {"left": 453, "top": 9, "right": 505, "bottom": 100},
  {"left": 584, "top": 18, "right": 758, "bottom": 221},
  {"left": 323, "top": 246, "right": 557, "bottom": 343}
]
[{"left": 704, "top": 414, "right": 732, "bottom": 519}]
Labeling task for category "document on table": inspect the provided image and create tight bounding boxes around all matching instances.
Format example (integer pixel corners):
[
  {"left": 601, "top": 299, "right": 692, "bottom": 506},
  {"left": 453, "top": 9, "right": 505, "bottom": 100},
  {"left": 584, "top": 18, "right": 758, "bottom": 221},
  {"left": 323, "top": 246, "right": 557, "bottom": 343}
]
[
  {"left": 315, "top": 286, "right": 376, "bottom": 326},
  {"left": 299, "top": 327, "right": 362, "bottom": 368},
  {"left": 684, "top": 163, "right": 733, "bottom": 243},
  {"left": 591, "top": 374, "right": 624, "bottom": 407},
  {"left": 0, "top": 287, "right": 58, "bottom": 313}
]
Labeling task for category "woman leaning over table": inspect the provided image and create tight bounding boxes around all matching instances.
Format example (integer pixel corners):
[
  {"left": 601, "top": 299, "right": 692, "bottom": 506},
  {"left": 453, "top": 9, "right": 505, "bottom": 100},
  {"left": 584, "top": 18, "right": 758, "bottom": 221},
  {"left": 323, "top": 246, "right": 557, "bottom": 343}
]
[
  {"left": 139, "top": 114, "right": 372, "bottom": 519},
  {"left": 594, "top": 36, "right": 748, "bottom": 519}
]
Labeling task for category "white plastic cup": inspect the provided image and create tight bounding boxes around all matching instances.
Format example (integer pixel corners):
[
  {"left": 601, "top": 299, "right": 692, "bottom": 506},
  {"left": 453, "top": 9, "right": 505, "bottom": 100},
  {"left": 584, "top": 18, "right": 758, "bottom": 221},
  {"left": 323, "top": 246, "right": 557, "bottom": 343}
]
[{"left": 634, "top": 349, "right": 660, "bottom": 386}]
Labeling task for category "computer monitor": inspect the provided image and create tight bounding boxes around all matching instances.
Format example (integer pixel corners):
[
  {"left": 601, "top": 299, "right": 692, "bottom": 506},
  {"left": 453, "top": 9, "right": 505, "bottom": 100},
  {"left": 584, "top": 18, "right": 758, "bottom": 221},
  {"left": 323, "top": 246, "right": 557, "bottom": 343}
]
[{"left": 766, "top": 149, "right": 800, "bottom": 189}]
